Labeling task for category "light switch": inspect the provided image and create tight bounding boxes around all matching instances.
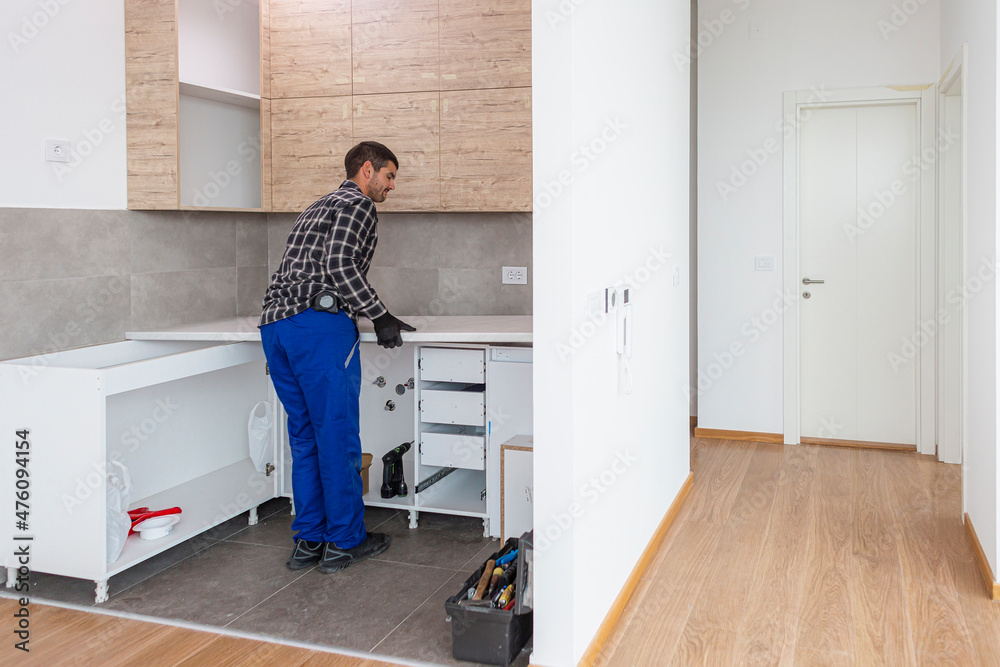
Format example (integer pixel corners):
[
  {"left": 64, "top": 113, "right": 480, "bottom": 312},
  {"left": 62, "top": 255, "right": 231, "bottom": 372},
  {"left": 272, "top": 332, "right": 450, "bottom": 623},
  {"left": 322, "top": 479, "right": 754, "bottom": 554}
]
[{"left": 755, "top": 256, "right": 775, "bottom": 271}]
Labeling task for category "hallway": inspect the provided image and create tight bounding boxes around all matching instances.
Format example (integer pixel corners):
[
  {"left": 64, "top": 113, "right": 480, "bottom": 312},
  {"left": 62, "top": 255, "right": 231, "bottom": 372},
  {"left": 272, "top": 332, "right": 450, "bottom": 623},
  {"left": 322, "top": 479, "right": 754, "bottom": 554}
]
[{"left": 596, "top": 438, "right": 1000, "bottom": 665}]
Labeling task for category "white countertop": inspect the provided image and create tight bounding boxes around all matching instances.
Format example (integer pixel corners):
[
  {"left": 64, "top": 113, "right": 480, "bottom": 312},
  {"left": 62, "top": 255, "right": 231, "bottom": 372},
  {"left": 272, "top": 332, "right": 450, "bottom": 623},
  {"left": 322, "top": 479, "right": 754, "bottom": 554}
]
[{"left": 126, "top": 315, "right": 533, "bottom": 344}]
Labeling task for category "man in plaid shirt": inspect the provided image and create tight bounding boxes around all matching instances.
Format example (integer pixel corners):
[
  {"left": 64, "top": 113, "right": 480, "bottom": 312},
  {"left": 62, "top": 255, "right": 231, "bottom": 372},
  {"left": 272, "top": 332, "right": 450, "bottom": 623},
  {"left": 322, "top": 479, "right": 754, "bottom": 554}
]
[{"left": 259, "top": 141, "right": 415, "bottom": 573}]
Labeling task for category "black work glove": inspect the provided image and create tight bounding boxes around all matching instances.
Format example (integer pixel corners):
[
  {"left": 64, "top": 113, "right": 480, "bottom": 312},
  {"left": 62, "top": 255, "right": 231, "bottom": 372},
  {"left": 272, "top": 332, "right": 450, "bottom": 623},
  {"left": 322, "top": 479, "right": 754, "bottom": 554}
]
[{"left": 373, "top": 312, "right": 416, "bottom": 349}]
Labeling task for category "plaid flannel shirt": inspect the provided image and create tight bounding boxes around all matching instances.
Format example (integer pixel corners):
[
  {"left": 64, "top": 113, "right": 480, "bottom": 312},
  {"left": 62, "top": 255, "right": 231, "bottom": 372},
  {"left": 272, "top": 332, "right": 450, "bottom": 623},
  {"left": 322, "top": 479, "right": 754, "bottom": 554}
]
[{"left": 259, "top": 180, "right": 388, "bottom": 327}]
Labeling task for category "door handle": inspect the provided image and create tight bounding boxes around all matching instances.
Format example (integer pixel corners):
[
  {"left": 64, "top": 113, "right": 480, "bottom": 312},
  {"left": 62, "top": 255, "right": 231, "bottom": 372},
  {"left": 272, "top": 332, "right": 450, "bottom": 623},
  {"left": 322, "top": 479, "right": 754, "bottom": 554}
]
[{"left": 802, "top": 277, "right": 825, "bottom": 285}]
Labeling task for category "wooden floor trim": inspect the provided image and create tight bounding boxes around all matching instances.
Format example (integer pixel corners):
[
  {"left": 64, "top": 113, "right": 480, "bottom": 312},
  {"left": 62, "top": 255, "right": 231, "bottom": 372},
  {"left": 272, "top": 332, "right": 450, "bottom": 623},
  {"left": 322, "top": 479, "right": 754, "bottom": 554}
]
[
  {"left": 577, "top": 471, "right": 695, "bottom": 667},
  {"left": 964, "top": 512, "right": 1000, "bottom": 601},
  {"left": 800, "top": 436, "right": 916, "bottom": 452},
  {"left": 693, "top": 427, "right": 783, "bottom": 444}
]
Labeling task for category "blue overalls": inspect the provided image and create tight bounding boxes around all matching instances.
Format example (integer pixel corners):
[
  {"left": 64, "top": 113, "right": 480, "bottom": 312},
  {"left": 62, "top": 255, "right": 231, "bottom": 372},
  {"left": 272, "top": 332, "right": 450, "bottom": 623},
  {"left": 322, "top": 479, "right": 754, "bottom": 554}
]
[{"left": 260, "top": 308, "right": 367, "bottom": 549}]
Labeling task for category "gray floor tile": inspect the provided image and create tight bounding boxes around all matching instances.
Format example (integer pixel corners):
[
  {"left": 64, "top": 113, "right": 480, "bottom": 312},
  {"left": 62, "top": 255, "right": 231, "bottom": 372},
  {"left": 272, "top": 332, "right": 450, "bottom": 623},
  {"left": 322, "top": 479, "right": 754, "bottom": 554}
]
[
  {"left": 372, "top": 512, "right": 494, "bottom": 571},
  {"left": 104, "top": 541, "right": 306, "bottom": 625},
  {"left": 226, "top": 559, "right": 455, "bottom": 651},
  {"left": 459, "top": 539, "right": 503, "bottom": 575},
  {"left": 23, "top": 533, "right": 219, "bottom": 607},
  {"left": 364, "top": 506, "right": 402, "bottom": 531},
  {"left": 224, "top": 508, "right": 295, "bottom": 548},
  {"left": 226, "top": 506, "right": 402, "bottom": 549},
  {"left": 374, "top": 570, "right": 531, "bottom": 667}
]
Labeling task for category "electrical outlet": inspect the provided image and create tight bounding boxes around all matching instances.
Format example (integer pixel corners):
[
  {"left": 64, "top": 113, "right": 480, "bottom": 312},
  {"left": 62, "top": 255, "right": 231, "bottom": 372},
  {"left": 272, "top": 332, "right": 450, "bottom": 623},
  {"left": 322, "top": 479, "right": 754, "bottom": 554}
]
[
  {"left": 44, "top": 139, "right": 71, "bottom": 163},
  {"left": 502, "top": 266, "right": 528, "bottom": 285}
]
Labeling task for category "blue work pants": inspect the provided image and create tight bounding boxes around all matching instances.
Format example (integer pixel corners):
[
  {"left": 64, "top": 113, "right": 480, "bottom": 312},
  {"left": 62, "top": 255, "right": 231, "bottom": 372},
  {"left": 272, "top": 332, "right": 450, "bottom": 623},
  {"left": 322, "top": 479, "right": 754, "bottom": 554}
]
[{"left": 260, "top": 309, "right": 367, "bottom": 548}]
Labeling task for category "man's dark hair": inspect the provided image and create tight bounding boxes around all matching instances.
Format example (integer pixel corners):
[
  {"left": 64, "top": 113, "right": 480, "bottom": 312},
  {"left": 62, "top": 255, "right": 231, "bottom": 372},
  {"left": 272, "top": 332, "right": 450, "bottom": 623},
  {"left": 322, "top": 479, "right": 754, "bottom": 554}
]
[{"left": 345, "top": 141, "right": 398, "bottom": 178}]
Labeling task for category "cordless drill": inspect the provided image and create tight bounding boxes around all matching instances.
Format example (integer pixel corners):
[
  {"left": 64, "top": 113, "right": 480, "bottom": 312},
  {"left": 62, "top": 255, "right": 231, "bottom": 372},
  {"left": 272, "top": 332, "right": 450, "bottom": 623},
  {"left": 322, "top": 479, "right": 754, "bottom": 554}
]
[{"left": 381, "top": 442, "right": 411, "bottom": 498}]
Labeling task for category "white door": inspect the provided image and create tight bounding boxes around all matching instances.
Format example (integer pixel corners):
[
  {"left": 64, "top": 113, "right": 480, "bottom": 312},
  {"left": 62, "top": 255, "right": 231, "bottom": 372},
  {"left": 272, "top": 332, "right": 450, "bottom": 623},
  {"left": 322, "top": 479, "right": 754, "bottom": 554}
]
[{"left": 798, "top": 103, "right": 918, "bottom": 446}]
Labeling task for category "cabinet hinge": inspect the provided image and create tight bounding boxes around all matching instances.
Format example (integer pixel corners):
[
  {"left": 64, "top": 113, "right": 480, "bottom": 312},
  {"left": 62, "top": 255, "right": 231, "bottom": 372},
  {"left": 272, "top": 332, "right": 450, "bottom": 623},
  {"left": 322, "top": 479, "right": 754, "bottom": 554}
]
[
  {"left": 418, "top": 399, "right": 423, "bottom": 412},
  {"left": 418, "top": 358, "right": 422, "bottom": 370},
  {"left": 481, "top": 488, "right": 487, "bottom": 501},
  {"left": 265, "top": 463, "right": 275, "bottom": 477}
]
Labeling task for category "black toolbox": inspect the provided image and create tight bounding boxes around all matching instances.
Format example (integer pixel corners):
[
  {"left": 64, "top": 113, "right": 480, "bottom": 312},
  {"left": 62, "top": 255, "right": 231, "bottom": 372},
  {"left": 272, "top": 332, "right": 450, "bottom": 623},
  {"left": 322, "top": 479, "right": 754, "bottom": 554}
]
[{"left": 445, "top": 536, "right": 533, "bottom": 665}]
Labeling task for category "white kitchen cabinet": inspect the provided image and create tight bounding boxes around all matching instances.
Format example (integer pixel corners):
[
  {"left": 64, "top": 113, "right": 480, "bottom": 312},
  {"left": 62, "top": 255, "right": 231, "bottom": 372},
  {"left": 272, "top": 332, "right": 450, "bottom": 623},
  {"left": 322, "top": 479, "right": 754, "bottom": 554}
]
[
  {"left": 274, "top": 343, "right": 532, "bottom": 537},
  {"left": 0, "top": 335, "right": 532, "bottom": 603},
  {"left": 0, "top": 341, "right": 277, "bottom": 603},
  {"left": 501, "top": 436, "right": 534, "bottom": 542}
]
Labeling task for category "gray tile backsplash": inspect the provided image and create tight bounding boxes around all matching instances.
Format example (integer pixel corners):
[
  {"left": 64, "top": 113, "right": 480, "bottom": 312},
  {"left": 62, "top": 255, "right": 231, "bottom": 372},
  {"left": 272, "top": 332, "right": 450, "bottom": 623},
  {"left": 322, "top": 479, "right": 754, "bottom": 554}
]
[
  {"left": 237, "top": 265, "right": 268, "bottom": 317},
  {"left": 0, "top": 208, "right": 130, "bottom": 283},
  {"left": 237, "top": 219, "right": 268, "bottom": 267},
  {"left": 131, "top": 211, "right": 238, "bottom": 274},
  {"left": 0, "top": 206, "right": 530, "bottom": 360},
  {"left": 131, "top": 268, "right": 238, "bottom": 331},
  {"left": 267, "top": 210, "right": 532, "bottom": 317},
  {"left": 0, "top": 208, "right": 268, "bottom": 360},
  {"left": 0, "top": 274, "right": 131, "bottom": 360}
]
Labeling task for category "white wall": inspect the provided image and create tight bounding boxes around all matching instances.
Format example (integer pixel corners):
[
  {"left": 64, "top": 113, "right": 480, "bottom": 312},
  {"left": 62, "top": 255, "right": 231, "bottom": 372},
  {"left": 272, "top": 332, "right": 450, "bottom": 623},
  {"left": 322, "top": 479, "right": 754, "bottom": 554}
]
[
  {"left": 0, "top": 0, "right": 126, "bottom": 209},
  {"left": 532, "top": 0, "right": 691, "bottom": 663},
  {"left": 698, "top": 0, "right": 941, "bottom": 433},
  {"left": 940, "top": 0, "right": 999, "bottom": 579}
]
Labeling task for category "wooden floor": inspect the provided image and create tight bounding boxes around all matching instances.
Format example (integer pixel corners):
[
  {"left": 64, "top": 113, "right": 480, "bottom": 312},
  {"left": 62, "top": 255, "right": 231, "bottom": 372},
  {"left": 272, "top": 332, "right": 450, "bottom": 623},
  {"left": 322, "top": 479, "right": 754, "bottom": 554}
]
[
  {"left": 7, "top": 438, "right": 999, "bottom": 666},
  {"left": 596, "top": 438, "right": 1000, "bottom": 666},
  {"left": 0, "top": 598, "right": 400, "bottom": 667}
]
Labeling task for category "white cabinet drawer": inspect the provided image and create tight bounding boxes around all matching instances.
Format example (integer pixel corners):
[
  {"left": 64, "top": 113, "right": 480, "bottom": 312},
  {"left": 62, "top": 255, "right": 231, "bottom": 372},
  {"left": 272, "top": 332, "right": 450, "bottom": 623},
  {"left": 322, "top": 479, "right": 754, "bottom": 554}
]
[
  {"left": 419, "top": 347, "right": 485, "bottom": 383},
  {"left": 420, "top": 389, "right": 485, "bottom": 426},
  {"left": 420, "top": 432, "right": 486, "bottom": 470}
]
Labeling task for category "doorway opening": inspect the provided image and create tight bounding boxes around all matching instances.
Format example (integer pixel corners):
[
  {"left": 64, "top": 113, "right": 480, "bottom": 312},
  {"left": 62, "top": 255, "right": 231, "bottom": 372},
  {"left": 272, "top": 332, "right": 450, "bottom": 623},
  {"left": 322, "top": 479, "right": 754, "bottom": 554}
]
[
  {"left": 937, "top": 46, "right": 968, "bottom": 468},
  {"left": 781, "top": 86, "right": 937, "bottom": 451}
]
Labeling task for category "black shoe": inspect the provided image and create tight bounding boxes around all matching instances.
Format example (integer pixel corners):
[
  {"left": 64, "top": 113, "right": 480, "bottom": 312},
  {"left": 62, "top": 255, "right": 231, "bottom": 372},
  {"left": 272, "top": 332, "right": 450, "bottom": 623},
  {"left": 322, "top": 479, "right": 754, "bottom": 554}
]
[
  {"left": 286, "top": 539, "right": 323, "bottom": 570},
  {"left": 317, "top": 532, "right": 391, "bottom": 574}
]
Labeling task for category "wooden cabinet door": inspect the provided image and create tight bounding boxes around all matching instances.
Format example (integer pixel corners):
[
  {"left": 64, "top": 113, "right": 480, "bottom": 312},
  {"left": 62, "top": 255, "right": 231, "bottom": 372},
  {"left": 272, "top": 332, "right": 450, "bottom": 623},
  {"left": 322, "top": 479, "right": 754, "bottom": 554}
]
[
  {"left": 439, "top": 0, "right": 531, "bottom": 91},
  {"left": 270, "top": 97, "right": 353, "bottom": 213},
  {"left": 441, "top": 88, "right": 532, "bottom": 211},
  {"left": 352, "top": 0, "right": 439, "bottom": 95},
  {"left": 270, "top": 0, "right": 352, "bottom": 99},
  {"left": 353, "top": 93, "right": 440, "bottom": 211},
  {"left": 125, "top": 0, "right": 179, "bottom": 209}
]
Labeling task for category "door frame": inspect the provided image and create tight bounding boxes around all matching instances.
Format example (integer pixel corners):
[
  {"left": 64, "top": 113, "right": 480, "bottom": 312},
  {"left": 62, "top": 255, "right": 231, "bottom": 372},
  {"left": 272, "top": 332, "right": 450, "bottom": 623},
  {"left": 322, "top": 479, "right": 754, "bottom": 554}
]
[
  {"left": 938, "top": 46, "right": 968, "bottom": 466},
  {"left": 781, "top": 86, "right": 937, "bottom": 451}
]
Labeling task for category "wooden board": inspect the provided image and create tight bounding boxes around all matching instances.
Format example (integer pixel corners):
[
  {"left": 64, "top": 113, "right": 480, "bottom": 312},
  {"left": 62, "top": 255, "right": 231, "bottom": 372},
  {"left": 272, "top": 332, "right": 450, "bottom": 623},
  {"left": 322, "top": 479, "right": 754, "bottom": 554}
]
[
  {"left": 439, "top": 0, "right": 531, "bottom": 90},
  {"left": 260, "top": 97, "right": 272, "bottom": 212},
  {"left": 270, "top": 0, "right": 352, "bottom": 99},
  {"left": 260, "top": 0, "right": 271, "bottom": 100},
  {"left": 352, "top": 0, "right": 439, "bottom": 95},
  {"left": 353, "top": 92, "right": 440, "bottom": 211},
  {"left": 270, "top": 96, "right": 353, "bottom": 213},
  {"left": 125, "top": 0, "right": 179, "bottom": 210},
  {"left": 440, "top": 88, "right": 532, "bottom": 211}
]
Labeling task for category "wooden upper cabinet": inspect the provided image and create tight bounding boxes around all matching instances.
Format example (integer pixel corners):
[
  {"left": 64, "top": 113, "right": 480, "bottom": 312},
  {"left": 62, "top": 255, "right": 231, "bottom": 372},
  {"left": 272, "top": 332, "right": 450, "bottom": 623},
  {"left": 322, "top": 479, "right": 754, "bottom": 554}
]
[
  {"left": 354, "top": 93, "right": 440, "bottom": 211},
  {"left": 352, "top": 0, "right": 439, "bottom": 95},
  {"left": 441, "top": 88, "right": 532, "bottom": 212},
  {"left": 270, "top": 0, "right": 352, "bottom": 99},
  {"left": 125, "top": 0, "right": 179, "bottom": 209},
  {"left": 439, "top": 0, "right": 531, "bottom": 91},
  {"left": 271, "top": 97, "right": 354, "bottom": 213}
]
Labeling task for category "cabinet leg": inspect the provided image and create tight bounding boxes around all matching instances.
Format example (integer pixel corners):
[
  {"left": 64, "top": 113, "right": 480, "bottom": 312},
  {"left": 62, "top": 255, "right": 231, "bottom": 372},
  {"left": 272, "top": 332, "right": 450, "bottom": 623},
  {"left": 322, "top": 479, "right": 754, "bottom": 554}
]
[
  {"left": 95, "top": 580, "right": 109, "bottom": 604},
  {"left": 408, "top": 510, "right": 418, "bottom": 530},
  {"left": 482, "top": 518, "right": 490, "bottom": 538},
  {"left": 289, "top": 494, "right": 295, "bottom": 516},
  {"left": 248, "top": 507, "right": 259, "bottom": 526},
  {"left": 5, "top": 567, "right": 14, "bottom": 588}
]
